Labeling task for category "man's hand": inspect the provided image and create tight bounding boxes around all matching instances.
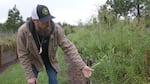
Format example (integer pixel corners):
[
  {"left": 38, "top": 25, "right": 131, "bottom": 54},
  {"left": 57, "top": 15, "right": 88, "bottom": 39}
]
[
  {"left": 28, "top": 78, "right": 38, "bottom": 84},
  {"left": 82, "top": 66, "right": 93, "bottom": 78}
]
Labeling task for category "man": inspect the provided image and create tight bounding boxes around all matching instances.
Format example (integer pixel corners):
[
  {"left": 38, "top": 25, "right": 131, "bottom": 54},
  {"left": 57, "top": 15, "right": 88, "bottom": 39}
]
[{"left": 17, "top": 4, "right": 93, "bottom": 84}]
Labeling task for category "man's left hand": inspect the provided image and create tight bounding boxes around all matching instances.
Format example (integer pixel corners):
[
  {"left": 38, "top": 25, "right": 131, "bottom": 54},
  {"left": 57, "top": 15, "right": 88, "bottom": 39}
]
[{"left": 82, "top": 66, "right": 93, "bottom": 78}]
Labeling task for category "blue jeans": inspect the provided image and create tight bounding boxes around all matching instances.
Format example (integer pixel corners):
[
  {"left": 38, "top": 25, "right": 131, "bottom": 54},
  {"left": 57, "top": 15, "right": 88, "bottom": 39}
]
[{"left": 32, "top": 64, "right": 58, "bottom": 84}]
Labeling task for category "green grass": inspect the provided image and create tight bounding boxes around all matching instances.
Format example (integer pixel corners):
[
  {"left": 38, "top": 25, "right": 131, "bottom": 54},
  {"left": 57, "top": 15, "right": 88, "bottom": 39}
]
[
  {"left": 0, "top": 63, "right": 27, "bottom": 84},
  {"left": 67, "top": 21, "right": 150, "bottom": 84},
  {"left": 0, "top": 63, "right": 51, "bottom": 84},
  {"left": 0, "top": 20, "right": 150, "bottom": 84},
  {"left": 0, "top": 48, "right": 68, "bottom": 84}
]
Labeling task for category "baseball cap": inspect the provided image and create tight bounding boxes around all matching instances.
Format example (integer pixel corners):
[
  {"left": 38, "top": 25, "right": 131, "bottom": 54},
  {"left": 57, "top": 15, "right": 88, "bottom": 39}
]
[{"left": 31, "top": 4, "right": 55, "bottom": 23}]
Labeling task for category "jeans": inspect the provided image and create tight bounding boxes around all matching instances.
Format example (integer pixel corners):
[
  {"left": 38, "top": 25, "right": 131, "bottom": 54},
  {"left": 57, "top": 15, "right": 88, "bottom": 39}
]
[{"left": 32, "top": 64, "right": 58, "bottom": 84}]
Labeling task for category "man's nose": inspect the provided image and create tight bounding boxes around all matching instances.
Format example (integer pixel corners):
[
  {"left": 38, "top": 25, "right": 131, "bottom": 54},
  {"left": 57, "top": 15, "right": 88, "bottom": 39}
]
[
  {"left": 46, "top": 23, "right": 50, "bottom": 27},
  {"left": 45, "top": 21, "right": 50, "bottom": 25}
]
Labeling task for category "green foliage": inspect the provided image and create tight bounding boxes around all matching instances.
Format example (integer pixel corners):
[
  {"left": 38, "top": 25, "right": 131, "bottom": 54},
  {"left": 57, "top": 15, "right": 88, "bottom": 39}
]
[
  {"left": 106, "top": 0, "right": 134, "bottom": 16},
  {"left": 68, "top": 19, "right": 149, "bottom": 83},
  {"left": 0, "top": 2, "right": 150, "bottom": 84},
  {"left": 60, "top": 22, "right": 76, "bottom": 35},
  {"left": 57, "top": 48, "right": 69, "bottom": 83},
  {"left": 145, "top": 0, "right": 150, "bottom": 11},
  {"left": 98, "top": 5, "right": 116, "bottom": 29},
  {"left": 106, "top": 0, "right": 150, "bottom": 21},
  {"left": 1, "top": 20, "right": 149, "bottom": 83},
  {"left": 0, "top": 63, "right": 27, "bottom": 84},
  {"left": 0, "top": 32, "right": 16, "bottom": 51},
  {"left": 3, "top": 5, "right": 24, "bottom": 32},
  {"left": 0, "top": 23, "right": 6, "bottom": 31},
  {"left": 144, "top": 12, "right": 150, "bottom": 27},
  {"left": 1, "top": 63, "right": 49, "bottom": 84}
]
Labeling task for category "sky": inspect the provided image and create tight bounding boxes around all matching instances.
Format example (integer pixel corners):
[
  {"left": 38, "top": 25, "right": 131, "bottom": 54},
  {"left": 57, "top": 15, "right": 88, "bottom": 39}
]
[{"left": 0, "top": 0, "right": 106, "bottom": 25}]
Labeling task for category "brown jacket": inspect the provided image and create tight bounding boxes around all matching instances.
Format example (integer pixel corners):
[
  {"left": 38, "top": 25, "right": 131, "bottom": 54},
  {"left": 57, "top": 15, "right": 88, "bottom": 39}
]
[{"left": 17, "top": 22, "right": 86, "bottom": 80}]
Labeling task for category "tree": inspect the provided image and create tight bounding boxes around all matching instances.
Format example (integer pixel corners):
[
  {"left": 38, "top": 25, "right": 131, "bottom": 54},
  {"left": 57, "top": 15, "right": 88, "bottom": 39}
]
[
  {"left": 146, "top": 1, "right": 150, "bottom": 12},
  {"left": 106, "top": 0, "right": 134, "bottom": 17},
  {"left": 4, "top": 5, "right": 24, "bottom": 31},
  {"left": 130, "top": 0, "right": 145, "bottom": 17},
  {"left": 98, "top": 5, "right": 116, "bottom": 28},
  {"left": 128, "top": 0, "right": 150, "bottom": 23},
  {"left": 106, "top": 0, "right": 150, "bottom": 23},
  {"left": 106, "top": 0, "right": 150, "bottom": 17}
]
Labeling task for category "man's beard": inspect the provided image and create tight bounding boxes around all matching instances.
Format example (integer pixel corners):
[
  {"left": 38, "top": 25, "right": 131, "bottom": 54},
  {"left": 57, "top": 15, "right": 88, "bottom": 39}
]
[{"left": 37, "top": 27, "right": 51, "bottom": 37}]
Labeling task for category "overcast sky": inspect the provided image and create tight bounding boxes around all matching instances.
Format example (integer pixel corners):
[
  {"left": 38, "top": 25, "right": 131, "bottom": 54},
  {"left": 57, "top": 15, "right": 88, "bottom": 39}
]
[{"left": 0, "top": 0, "right": 106, "bottom": 25}]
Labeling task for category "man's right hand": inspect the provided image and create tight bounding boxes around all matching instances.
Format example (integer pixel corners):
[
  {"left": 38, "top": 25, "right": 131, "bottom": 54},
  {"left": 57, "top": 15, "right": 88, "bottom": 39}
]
[{"left": 28, "top": 78, "right": 38, "bottom": 84}]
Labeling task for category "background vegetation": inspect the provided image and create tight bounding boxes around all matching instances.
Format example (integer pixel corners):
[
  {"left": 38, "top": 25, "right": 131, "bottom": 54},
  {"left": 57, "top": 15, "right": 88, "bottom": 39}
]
[{"left": 0, "top": 0, "right": 150, "bottom": 84}]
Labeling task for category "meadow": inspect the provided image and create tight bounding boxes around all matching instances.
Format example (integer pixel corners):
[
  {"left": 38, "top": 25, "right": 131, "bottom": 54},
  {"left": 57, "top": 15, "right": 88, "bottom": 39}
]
[{"left": 0, "top": 20, "right": 150, "bottom": 84}]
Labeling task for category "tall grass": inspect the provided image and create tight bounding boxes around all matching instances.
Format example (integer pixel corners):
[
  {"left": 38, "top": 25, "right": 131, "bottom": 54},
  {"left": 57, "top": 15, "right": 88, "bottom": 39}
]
[
  {"left": 68, "top": 20, "right": 150, "bottom": 84},
  {"left": 0, "top": 20, "right": 150, "bottom": 84},
  {"left": 0, "top": 32, "right": 16, "bottom": 51}
]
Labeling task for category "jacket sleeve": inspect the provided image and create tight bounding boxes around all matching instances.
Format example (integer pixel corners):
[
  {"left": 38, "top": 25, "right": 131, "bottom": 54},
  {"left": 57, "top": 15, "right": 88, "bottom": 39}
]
[
  {"left": 57, "top": 25, "right": 86, "bottom": 70},
  {"left": 17, "top": 26, "right": 35, "bottom": 80}
]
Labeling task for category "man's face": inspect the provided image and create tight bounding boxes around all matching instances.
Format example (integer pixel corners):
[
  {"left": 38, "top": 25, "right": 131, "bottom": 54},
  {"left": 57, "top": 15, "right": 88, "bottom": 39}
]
[
  {"left": 34, "top": 20, "right": 51, "bottom": 36},
  {"left": 38, "top": 20, "right": 50, "bottom": 30}
]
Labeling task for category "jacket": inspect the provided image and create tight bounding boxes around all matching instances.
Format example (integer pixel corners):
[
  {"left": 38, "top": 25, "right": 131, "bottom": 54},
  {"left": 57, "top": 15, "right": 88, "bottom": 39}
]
[{"left": 17, "top": 21, "right": 86, "bottom": 80}]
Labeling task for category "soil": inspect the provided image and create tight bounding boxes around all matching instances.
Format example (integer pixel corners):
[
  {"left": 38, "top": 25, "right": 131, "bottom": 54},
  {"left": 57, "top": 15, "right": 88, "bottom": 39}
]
[{"left": 0, "top": 51, "right": 17, "bottom": 73}]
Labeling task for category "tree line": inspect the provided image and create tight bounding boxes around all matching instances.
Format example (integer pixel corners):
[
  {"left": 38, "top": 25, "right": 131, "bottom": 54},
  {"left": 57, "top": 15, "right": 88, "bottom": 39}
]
[
  {"left": 99, "top": 0, "right": 150, "bottom": 23},
  {"left": 0, "top": 1, "right": 150, "bottom": 32},
  {"left": 0, "top": 5, "right": 74, "bottom": 32}
]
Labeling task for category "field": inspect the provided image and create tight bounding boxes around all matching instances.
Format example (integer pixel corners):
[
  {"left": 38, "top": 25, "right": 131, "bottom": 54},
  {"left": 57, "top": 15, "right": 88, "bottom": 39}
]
[{"left": 0, "top": 20, "right": 150, "bottom": 84}]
